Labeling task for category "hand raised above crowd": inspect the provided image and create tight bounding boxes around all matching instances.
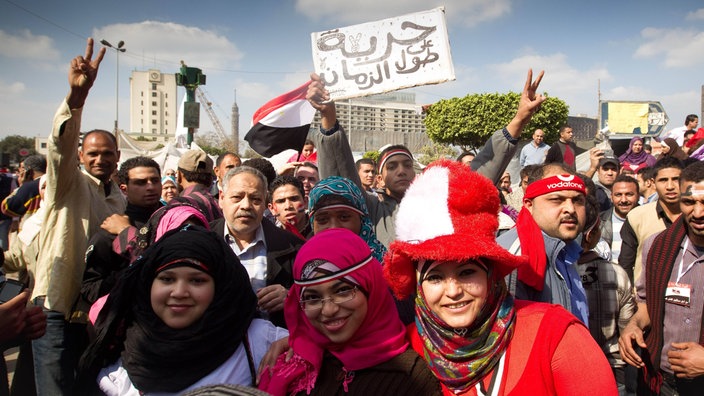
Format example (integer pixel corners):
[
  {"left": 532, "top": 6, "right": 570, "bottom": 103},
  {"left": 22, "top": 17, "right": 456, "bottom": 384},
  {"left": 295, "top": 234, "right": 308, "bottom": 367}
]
[
  {"left": 507, "top": 69, "right": 546, "bottom": 139},
  {"left": 307, "top": 73, "right": 337, "bottom": 130},
  {"left": 67, "top": 38, "right": 106, "bottom": 109}
]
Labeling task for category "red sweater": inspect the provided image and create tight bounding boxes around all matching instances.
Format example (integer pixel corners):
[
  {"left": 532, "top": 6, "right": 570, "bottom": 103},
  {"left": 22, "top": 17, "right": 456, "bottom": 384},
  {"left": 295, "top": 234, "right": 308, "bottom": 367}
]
[{"left": 409, "top": 300, "right": 617, "bottom": 396}]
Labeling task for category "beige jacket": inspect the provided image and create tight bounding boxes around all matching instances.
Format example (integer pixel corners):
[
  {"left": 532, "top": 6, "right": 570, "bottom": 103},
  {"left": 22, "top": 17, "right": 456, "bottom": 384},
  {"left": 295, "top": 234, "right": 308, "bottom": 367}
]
[{"left": 33, "top": 101, "right": 126, "bottom": 318}]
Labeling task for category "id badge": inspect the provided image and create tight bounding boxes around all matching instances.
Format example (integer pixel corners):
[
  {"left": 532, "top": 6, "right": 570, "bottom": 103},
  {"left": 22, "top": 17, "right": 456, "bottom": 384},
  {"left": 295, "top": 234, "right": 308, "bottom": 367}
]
[{"left": 665, "top": 281, "right": 691, "bottom": 307}]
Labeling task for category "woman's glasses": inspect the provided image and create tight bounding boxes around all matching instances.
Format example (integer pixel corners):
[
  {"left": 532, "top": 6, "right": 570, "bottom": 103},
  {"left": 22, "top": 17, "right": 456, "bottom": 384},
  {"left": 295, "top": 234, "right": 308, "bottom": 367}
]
[{"left": 299, "top": 286, "right": 357, "bottom": 311}]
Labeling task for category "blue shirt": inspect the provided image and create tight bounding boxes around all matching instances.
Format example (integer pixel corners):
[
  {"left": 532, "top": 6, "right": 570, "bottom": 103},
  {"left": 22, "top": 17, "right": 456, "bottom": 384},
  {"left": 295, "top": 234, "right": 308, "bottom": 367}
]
[
  {"left": 556, "top": 240, "right": 590, "bottom": 326},
  {"left": 520, "top": 142, "right": 549, "bottom": 167}
]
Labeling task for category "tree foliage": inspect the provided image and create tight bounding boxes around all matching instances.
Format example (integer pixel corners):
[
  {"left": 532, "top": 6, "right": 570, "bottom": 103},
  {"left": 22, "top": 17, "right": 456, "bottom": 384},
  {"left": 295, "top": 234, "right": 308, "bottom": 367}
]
[
  {"left": 194, "top": 133, "right": 239, "bottom": 157},
  {"left": 0, "top": 135, "right": 38, "bottom": 164},
  {"left": 362, "top": 150, "right": 380, "bottom": 163},
  {"left": 416, "top": 143, "right": 457, "bottom": 165},
  {"left": 424, "top": 92, "right": 569, "bottom": 151}
]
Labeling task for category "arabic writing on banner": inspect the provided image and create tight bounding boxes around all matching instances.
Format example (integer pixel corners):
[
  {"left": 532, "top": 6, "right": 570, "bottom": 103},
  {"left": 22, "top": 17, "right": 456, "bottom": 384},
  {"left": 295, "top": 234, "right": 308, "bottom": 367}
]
[{"left": 311, "top": 7, "right": 455, "bottom": 101}]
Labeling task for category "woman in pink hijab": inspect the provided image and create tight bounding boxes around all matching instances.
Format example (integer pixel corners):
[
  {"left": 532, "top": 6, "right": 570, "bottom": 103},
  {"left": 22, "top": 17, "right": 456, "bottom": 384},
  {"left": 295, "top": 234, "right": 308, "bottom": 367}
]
[{"left": 259, "top": 228, "right": 440, "bottom": 395}]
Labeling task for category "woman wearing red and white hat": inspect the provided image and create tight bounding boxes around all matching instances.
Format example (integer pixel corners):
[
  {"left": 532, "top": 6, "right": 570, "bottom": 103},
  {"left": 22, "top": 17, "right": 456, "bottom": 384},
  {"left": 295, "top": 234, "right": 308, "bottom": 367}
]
[{"left": 384, "top": 160, "right": 617, "bottom": 396}]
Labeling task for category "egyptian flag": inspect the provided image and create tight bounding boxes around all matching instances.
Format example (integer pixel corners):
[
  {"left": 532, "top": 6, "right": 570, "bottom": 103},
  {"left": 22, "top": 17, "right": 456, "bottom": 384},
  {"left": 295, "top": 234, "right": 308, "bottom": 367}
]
[{"left": 244, "top": 81, "right": 316, "bottom": 157}]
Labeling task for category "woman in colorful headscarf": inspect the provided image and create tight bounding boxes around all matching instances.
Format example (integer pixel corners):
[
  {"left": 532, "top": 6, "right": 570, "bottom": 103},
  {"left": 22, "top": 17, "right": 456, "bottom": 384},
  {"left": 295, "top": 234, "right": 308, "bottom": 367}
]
[
  {"left": 384, "top": 160, "right": 617, "bottom": 395},
  {"left": 618, "top": 137, "right": 657, "bottom": 173},
  {"left": 307, "top": 176, "right": 386, "bottom": 262},
  {"left": 658, "top": 138, "right": 689, "bottom": 161},
  {"left": 78, "top": 226, "right": 288, "bottom": 395},
  {"left": 259, "top": 228, "right": 440, "bottom": 395}
]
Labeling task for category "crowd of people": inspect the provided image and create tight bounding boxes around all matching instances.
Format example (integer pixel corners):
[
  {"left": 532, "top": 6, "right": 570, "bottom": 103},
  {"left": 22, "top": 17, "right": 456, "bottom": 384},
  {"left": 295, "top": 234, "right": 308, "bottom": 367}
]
[{"left": 2, "top": 37, "right": 704, "bottom": 396}]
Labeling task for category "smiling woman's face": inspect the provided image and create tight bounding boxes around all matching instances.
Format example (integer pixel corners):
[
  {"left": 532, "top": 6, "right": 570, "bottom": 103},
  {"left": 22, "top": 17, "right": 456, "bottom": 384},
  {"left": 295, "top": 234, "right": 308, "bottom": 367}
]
[
  {"left": 300, "top": 279, "right": 367, "bottom": 344},
  {"left": 418, "top": 260, "right": 488, "bottom": 329}
]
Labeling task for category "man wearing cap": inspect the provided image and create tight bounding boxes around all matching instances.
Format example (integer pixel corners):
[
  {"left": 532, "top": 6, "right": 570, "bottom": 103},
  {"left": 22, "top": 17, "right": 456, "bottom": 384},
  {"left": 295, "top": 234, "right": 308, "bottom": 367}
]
[
  {"left": 619, "top": 161, "right": 704, "bottom": 395},
  {"left": 499, "top": 163, "right": 590, "bottom": 325},
  {"left": 592, "top": 157, "right": 620, "bottom": 212},
  {"left": 307, "top": 69, "right": 547, "bottom": 248},
  {"left": 177, "top": 149, "right": 222, "bottom": 222}
]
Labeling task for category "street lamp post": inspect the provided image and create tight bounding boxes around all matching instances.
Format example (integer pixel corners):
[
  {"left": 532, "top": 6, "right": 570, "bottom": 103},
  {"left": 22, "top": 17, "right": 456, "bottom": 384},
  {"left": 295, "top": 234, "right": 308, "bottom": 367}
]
[{"left": 100, "top": 39, "right": 126, "bottom": 136}]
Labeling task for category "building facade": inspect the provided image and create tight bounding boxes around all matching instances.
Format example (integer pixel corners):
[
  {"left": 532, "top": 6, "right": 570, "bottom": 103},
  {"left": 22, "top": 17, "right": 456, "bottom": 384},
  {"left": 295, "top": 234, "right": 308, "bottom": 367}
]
[
  {"left": 311, "top": 92, "right": 431, "bottom": 152},
  {"left": 129, "top": 70, "right": 178, "bottom": 142}
]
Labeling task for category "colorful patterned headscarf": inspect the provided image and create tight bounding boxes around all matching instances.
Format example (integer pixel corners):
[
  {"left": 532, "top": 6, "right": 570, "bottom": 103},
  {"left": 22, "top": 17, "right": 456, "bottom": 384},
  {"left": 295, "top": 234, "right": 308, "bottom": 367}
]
[
  {"left": 308, "top": 176, "right": 386, "bottom": 262},
  {"left": 415, "top": 260, "right": 516, "bottom": 393}
]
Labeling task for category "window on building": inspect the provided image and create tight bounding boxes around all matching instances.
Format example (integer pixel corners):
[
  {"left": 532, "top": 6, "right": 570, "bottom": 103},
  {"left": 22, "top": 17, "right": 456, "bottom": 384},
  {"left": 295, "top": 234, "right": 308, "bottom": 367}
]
[
  {"left": 41, "top": 142, "right": 47, "bottom": 149},
  {"left": 152, "top": 119, "right": 157, "bottom": 125},
  {"left": 152, "top": 83, "right": 157, "bottom": 90},
  {"left": 152, "top": 128, "right": 157, "bottom": 134},
  {"left": 152, "top": 101, "right": 156, "bottom": 106},
  {"left": 152, "top": 92, "right": 157, "bottom": 97},
  {"left": 152, "top": 110, "right": 157, "bottom": 115}
]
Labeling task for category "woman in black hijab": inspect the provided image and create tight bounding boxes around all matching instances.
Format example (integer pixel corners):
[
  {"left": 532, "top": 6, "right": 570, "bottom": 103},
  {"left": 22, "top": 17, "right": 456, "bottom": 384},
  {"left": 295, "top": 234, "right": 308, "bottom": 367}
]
[{"left": 79, "top": 225, "right": 288, "bottom": 395}]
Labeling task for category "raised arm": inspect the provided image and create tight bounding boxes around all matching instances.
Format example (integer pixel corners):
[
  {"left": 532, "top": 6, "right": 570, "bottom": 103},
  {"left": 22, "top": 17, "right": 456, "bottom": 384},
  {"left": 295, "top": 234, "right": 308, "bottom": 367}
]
[
  {"left": 66, "top": 38, "right": 105, "bottom": 109},
  {"left": 506, "top": 69, "right": 546, "bottom": 139},
  {"left": 306, "top": 73, "right": 363, "bottom": 187},
  {"left": 472, "top": 69, "right": 546, "bottom": 184}
]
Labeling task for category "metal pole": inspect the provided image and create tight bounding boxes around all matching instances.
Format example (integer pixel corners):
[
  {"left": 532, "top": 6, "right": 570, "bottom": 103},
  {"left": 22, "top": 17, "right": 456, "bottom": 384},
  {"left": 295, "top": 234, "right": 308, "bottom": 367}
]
[{"left": 115, "top": 50, "right": 119, "bottom": 133}]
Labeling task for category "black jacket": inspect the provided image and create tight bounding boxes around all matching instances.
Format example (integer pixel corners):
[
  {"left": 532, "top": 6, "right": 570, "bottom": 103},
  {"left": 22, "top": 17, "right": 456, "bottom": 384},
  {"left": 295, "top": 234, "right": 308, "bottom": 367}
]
[{"left": 210, "top": 217, "right": 302, "bottom": 328}]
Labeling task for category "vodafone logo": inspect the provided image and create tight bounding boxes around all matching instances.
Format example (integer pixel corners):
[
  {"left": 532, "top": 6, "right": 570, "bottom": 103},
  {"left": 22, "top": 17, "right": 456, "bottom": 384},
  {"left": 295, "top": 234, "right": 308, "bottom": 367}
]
[
  {"left": 546, "top": 181, "right": 583, "bottom": 190},
  {"left": 546, "top": 174, "right": 584, "bottom": 190}
]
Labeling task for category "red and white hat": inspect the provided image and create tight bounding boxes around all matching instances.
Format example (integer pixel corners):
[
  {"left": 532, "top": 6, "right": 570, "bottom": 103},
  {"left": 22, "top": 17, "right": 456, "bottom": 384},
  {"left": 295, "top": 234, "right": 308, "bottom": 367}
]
[{"left": 384, "top": 160, "right": 527, "bottom": 299}]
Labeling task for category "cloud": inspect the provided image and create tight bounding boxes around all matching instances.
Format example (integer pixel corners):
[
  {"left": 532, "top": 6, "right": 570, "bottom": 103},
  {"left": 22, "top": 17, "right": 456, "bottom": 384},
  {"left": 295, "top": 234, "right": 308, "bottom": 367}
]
[
  {"left": 483, "top": 53, "right": 612, "bottom": 117},
  {"left": 634, "top": 27, "right": 704, "bottom": 67},
  {"left": 295, "top": 0, "right": 510, "bottom": 27},
  {"left": 93, "top": 21, "right": 243, "bottom": 72},
  {"left": 0, "top": 29, "right": 60, "bottom": 60},
  {"left": 686, "top": 8, "right": 704, "bottom": 21},
  {"left": 0, "top": 80, "right": 26, "bottom": 96}
]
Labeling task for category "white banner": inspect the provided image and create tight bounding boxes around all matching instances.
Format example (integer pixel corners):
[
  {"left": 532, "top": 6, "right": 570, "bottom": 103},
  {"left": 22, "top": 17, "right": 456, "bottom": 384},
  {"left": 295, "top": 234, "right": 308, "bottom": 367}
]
[{"left": 311, "top": 7, "right": 455, "bottom": 100}]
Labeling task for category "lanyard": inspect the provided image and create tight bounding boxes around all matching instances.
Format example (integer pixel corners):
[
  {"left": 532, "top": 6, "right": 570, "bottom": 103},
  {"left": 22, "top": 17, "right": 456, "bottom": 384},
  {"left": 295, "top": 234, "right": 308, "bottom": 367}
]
[
  {"left": 676, "top": 238, "right": 696, "bottom": 284},
  {"left": 475, "top": 352, "right": 506, "bottom": 396}
]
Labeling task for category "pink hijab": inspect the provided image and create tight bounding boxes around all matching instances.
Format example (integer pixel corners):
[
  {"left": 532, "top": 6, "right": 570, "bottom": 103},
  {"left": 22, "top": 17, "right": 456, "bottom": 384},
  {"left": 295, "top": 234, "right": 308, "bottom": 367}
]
[{"left": 260, "top": 228, "right": 407, "bottom": 395}]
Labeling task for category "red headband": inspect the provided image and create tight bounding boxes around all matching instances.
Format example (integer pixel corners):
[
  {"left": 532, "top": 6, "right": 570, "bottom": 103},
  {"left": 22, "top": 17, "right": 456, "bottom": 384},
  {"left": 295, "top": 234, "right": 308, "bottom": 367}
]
[
  {"left": 378, "top": 149, "right": 413, "bottom": 172},
  {"left": 524, "top": 174, "right": 586, "bottom": 200}
]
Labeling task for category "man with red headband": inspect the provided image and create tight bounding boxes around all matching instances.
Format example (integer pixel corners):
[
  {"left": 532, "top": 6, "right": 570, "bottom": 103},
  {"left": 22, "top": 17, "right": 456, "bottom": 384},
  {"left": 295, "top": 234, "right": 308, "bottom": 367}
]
[
  {"left": 499, "top": 163, "right": 590, "bottom": 324},
  {"left": 307, "top": 70, "right": 547, "bottom": 248}
]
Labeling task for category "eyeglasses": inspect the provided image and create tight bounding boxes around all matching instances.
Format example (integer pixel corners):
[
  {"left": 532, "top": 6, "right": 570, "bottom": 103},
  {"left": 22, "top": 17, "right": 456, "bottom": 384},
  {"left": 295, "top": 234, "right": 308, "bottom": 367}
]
[{"left": 299, "top": 286, "right": 358, "bottom": 311}]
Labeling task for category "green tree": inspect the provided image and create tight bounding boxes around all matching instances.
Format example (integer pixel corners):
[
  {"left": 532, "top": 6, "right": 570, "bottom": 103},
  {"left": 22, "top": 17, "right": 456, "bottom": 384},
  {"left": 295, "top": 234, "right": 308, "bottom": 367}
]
[
  {"left": 0, "top": 135, "right": 37, "bottom": 164},
  {"left": 424, "top": 92, "right": 569, "bottom": 151},
  {"left": 416, "top": 143, "right": 457, "bottom": 165},
  {"left": 362, "top": 150, "right": 380, "bottom": 163}
]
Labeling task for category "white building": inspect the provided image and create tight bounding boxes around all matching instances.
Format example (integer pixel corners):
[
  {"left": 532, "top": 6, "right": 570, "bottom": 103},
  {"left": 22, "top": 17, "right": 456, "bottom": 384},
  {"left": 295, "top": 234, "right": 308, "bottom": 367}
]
[
  {"left": 311, "top": 92, "right": 430, "bottom": 152},
  {"left": 129, "top": 70, "right": 178, "bottom": 142}
]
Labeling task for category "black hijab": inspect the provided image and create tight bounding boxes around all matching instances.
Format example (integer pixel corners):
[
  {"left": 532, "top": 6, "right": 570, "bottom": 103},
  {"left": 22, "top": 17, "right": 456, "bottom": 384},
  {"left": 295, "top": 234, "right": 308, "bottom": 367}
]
[{"left": 79, "top": 225, "right": 257, "bottom": 393}]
